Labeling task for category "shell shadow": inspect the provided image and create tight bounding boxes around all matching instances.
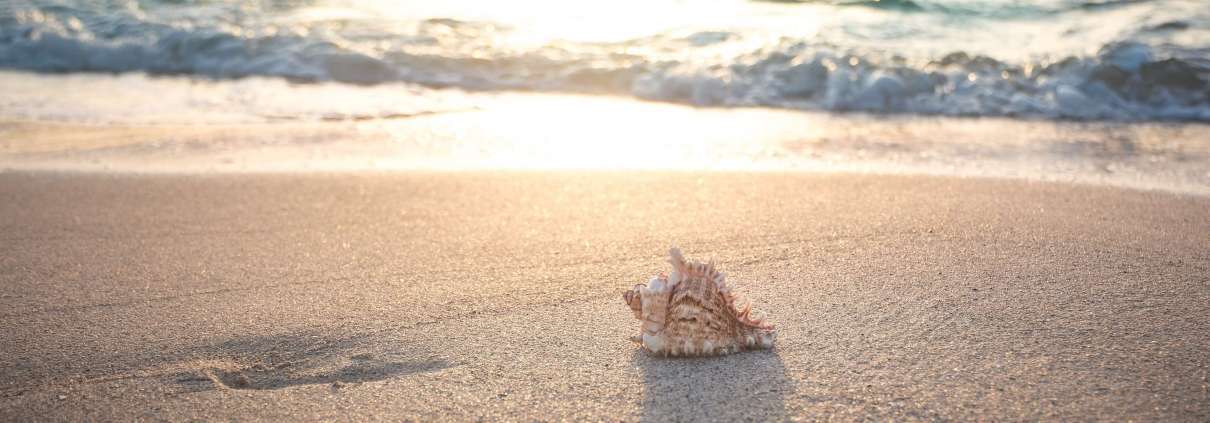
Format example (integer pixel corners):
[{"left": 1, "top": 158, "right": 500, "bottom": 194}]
[{"left": 632, "top": 347, "right": 791, "bottom": 421}]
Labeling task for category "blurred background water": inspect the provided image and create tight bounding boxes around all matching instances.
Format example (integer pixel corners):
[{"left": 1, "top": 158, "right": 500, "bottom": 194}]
[
  {"left": 1, "top": 0, "right": 1208, "bottom": 194},
  {"left": 2, "top": 0, "right": 1207, "bottom": 120}
]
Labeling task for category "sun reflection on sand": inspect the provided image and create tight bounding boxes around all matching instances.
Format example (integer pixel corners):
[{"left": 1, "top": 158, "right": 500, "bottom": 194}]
[
  {"left": 2, "top": 72, "right": 1208, "bottom": 194},
  {"left": 373, "top": 94, "right": 824, "bottom": 170}
]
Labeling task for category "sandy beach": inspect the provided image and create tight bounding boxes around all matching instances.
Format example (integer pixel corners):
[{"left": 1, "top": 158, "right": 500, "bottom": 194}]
[
  {"left": 4, "top": 0, "right": 1209, "bottom": 419},
  {"left": 1, "top": 171, "right": 1207, "bottom": 420}
]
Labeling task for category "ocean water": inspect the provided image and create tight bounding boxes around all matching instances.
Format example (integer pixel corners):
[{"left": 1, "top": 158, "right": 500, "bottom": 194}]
[
  {"left": 2, "top": 1, "right": 1209, "bottom": 194},
  {"left": 1, "top": 0, "right": 1207, "bottom": 121}
]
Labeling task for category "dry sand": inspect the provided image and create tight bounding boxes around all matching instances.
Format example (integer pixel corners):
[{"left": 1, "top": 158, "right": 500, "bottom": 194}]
[{"left": 0, "top": 171, "right": 1207, "bottom": 421}]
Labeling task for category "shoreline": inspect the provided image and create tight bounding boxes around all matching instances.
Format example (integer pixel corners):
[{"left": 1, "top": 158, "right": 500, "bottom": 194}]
[
  {"left": 3, "top": 167, "right": 1208, "bottom": 199},
  {"left": 3, "top": 72, "right": 1210, "bottom": 196}
]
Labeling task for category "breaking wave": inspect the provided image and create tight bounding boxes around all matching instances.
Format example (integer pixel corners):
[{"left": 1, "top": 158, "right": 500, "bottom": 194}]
[{"left": 1, "top": 1, "right": 1207, "bottom": 121}]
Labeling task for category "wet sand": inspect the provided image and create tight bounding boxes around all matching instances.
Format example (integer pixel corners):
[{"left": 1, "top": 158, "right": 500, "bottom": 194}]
[{"left": 1, "top": 171, "right": 1207, "bottom": 420}]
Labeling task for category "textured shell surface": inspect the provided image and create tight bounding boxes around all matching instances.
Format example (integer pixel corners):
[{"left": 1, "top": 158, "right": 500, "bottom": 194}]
[{"left": 623, "top": 247, "right": 776, "bottom": 357}]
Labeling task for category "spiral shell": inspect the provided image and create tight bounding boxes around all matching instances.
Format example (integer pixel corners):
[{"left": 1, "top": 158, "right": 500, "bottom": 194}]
[{"left": 623, "top": 248, "right": 776, "bottom": 356}]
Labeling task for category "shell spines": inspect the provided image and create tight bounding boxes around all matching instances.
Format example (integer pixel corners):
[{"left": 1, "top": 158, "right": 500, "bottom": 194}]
[{"left": 625, "top": 247, "right": 777, "bottom": 357}]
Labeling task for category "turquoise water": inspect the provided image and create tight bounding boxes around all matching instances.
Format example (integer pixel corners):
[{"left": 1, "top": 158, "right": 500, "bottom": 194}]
[{"left": 1, "top": 0, "right": 1207, "bottom": 120}]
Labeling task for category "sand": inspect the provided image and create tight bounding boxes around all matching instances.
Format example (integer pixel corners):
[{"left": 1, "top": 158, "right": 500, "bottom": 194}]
[{"left": 0, "top": 171, "right": 1207, "bottom": 421}]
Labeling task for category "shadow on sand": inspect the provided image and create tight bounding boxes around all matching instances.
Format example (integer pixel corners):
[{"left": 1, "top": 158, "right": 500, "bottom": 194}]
[{"left": 633, "top": 348, "right": 792, "bottom": 421}]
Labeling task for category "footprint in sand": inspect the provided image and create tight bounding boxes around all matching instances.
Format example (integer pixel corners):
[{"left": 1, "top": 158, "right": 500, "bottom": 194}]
[{"left": 171, "top": 356, "right": 451, "bottom": 391}]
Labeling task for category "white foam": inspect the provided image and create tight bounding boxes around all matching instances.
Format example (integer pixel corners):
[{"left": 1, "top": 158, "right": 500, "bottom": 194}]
[{"left": 1, "top": 0, "right": 1206, "bottom": 121}]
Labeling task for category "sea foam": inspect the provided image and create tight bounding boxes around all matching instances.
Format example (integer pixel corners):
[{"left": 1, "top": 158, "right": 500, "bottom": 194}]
[{"left": 1, "top": 0, "right": 1207, "bottom": 121}]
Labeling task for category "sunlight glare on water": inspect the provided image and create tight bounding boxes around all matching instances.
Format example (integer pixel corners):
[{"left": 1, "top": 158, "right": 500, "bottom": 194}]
[{"left": 335, "top": 0, "right": 822, "bottom": 44}]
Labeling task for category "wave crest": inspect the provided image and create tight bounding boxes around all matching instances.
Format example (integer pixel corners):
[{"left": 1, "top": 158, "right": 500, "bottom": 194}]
[{"left": 1, "top": 4, "right": 1207, "bottom": 121}]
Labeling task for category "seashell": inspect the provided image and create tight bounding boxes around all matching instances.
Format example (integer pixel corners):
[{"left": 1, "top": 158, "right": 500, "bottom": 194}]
[{"left": 623, "top": 247, "right": 776, "bottom": 356}]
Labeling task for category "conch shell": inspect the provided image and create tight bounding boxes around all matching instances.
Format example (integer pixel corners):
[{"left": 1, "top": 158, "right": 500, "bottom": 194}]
[{"left": 623, "top": 247, "right": 776, "bottom": 356}]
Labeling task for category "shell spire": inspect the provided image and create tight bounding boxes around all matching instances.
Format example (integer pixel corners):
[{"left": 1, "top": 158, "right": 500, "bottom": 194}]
[{"left": 622, "top": 247, "right": 776, "bottom": 356}]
